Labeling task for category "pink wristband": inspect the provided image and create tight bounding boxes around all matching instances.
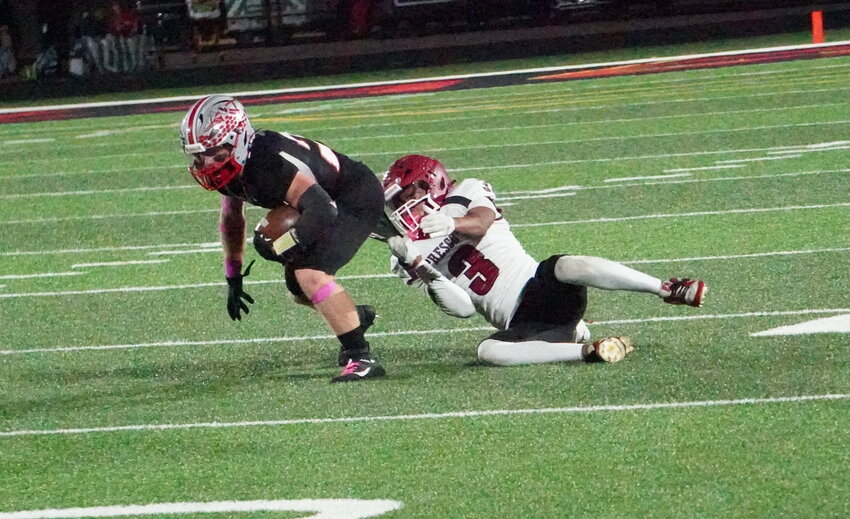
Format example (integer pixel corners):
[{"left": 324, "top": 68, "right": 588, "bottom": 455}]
[
  {"left": 311, "top": 281, "right": 338, "bottom": 305},
  {"left": 225, "top": 258, "right": 242, "bottom": 278}
]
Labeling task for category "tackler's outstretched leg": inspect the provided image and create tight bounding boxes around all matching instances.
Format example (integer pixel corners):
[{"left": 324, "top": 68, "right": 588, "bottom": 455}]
[{"left": 554, "top": 255, "right": 707, "bottom": 307}]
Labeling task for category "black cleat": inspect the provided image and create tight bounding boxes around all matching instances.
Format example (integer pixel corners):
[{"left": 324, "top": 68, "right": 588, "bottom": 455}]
[
  {"left": 338, "top": 305, "right": 378, "bottom": 366},
  {"left": 331, "top": 354, "right": 386, "bottom": 383}
]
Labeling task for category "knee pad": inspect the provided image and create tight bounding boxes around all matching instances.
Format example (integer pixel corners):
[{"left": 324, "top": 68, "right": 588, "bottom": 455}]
[
  {"left": 554, "top": 255, "right": 592, "bottom": 285},
  {"left": 477, "top": 339, "right": 509, "bottom": 365}
]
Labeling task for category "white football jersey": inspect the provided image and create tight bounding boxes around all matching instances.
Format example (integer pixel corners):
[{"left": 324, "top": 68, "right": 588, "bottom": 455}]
[{"left": 391, "top": 178, "right": 539, "bottom": 330}]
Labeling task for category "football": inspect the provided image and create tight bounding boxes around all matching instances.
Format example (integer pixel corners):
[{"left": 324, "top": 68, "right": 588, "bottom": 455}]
[{"left": 255, "top": 204, "right": 300, "bottom": 242}]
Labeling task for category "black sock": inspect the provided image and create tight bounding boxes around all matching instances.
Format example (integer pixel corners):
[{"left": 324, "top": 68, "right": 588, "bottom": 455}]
[{"left": 337, "top": 327, "right": 370, "bottom": 355}]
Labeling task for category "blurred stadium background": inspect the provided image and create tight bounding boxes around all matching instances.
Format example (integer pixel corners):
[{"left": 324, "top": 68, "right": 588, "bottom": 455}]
[{"left": 2, "top": 0, "right": 850, "bottom": 99}]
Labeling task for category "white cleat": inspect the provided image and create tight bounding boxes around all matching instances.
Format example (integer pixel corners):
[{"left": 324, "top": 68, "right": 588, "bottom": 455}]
[{"left": 583, "top": 336, "right": 634, "bottom": 363}]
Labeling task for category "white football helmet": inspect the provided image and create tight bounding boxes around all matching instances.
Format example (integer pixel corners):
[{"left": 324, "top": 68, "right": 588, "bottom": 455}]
[
  {"left": 382, "top": 154, "right": 454, "bottom": 239},
  {"left": 180, "top": 94, "right": 254, "bottom": 190}
]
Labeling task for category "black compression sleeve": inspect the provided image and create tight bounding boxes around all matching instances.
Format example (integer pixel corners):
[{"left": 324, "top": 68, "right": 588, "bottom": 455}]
[{"left": 293, "top": 184, "right": 338, "bottom": 247}]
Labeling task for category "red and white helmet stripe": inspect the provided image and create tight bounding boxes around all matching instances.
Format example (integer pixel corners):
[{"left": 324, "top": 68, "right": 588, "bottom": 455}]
[{"left": 179, "top": 95, "right": 255, "bottom": 190}]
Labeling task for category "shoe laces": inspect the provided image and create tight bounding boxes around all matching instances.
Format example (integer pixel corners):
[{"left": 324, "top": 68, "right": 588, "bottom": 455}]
[
  {"left": 340, "top": 359, "right": 364, "bottom": 376},
  {"left": 668, "top": 278, "right": 692, "bottom": 296}
]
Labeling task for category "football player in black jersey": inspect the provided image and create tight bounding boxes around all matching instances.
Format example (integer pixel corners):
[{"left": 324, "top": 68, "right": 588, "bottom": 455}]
[{"left": 180, "top": 94, "right": 385, "bottom": 383}]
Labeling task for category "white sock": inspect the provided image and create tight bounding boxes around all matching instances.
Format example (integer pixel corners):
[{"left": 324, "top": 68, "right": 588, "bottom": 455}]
[
  {"left": 477, "top": 339, "right": 585, "bottom": 366},
  {"left": 555, "top": 255, "right": 663, "bottom": 294}
]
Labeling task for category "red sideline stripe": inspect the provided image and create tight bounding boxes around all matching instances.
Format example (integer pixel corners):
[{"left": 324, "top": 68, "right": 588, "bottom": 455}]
[
  {"left": 244, "top": 79, "right": 464, "bottom": 104},
  {"left": 0, "top": 109, "right": 80, "bottom": 124},
  {"left": 0, "top": 79, "right": 464, "bottom": 124},
  {"left": 149, "top": 79, "right": 465, "bottom": 114},
  {"left": 531, "top": 44, "right": 850, "bottom": 81}
]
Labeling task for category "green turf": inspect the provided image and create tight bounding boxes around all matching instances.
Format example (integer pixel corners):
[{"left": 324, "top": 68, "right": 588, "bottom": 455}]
[{"left": 1, "top": 38, "right": 850, "bottom": 518}]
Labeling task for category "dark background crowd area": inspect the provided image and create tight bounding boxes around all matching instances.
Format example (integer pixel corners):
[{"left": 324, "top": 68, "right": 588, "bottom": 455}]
[{"left": 0, "top": 0, "right": 849, "bottom": 102}]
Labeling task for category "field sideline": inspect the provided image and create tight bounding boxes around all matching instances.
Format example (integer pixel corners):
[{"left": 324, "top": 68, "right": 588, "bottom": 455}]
[{"left": 1, "top": 37, "right": 850, "bottom": 518}]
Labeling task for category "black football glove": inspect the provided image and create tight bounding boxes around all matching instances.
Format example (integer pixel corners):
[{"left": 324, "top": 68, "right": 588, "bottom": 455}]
[{"left": 225, "top": 259, "right": 256, "bottom": 321}]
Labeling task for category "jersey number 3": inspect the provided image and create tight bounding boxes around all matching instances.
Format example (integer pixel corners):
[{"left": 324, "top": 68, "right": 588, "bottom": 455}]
[{"left": 447, "top": 244, "right": 499, "bottom": 295}]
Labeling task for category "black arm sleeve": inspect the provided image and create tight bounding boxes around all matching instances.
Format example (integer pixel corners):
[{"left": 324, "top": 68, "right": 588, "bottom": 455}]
[{"left": 293, "top": 183, "right": 338, "bottom": 248}]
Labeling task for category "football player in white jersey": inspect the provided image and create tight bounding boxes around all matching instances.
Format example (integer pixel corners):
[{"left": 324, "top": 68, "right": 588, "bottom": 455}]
[{"left": 381, "top": 155, "right": 707, "bottom": 366}]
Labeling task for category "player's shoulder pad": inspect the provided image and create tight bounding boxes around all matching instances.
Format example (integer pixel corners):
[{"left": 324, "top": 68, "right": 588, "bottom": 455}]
[{"left": 444, "top": 178, "right": 496, "bottom": 208}]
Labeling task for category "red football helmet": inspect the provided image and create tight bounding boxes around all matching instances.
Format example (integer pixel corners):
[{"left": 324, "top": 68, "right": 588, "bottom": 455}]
[
  {"left": 180, "top": 95, "right": 254, "bottom": 190},
  {"left": 382, "top": 155, "right": 454, "bottom": 239}
]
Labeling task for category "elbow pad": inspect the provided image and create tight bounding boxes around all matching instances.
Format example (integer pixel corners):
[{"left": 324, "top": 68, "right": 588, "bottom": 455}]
[{"left": 294, "top": 184, "right": 337, "bottom": 248}]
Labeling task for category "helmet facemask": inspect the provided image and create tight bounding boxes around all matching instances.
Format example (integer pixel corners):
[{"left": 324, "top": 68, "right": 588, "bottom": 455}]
[
  {"left": 185, "top": 143, "right": 243, "bottom": 190},
  {"left": 180, "top": 95, "right": 254, "bottom": 191},
  {"left": 387, "top": 190, "right": 440, "bottom": 240},
  {"left": 382, "top": 155, "right": 454, "bottom": 240}
]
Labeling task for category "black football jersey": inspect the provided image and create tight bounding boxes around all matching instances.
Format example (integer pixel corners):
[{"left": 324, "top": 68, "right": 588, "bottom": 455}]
[{"left": 218, "top": 130, "right": 352, "bottom": 209}]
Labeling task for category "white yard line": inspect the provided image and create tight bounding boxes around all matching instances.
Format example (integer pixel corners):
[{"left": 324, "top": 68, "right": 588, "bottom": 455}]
[
  {"left": 714, "top": 155, "right": 802, "bottom": 164},
  {"left": 620, "top": 247, "right": 850, "bottom": 265},
  {"left": 304, "top": 101, "right": 850, "bottom": 141},
  {"left": 580, "top": 169, "right": 850, "bottom": 192},
  {"left": 354, "top": 120, "right": 850, "bottom": 159},
  {"left": 0, "top": 167, "right": 845, "bottom": 223},
  {"left": 0, "top": 165, "right": 182, "bottom": 182},
  {"left": 71, "top": 260, "right": 169, "bottom": 268},
  {"left": 3, "top": 138, "right": 55, "bottom": 145},
  {"left": 0, "top": 273, "right": 389, "bottom": 299},
  {"left": 4, "top": 118, "right": 842, "bottom": 174},
  {"left": 665, "top": 165, "right": 745, "bottom": 172},
  {"left": 1, "top": 95, "right": 843, "bottom": 147},
  {"left": 523, "top": 85, "right": 850, "bottom": 115},
  {"left": 511, "top": 202, "right": 850, "bottom": 228},
  {"left": 269, "top": 70, "right": 849, "bottom": 120},
  {"left": 767, "top": 145, "right": 850, "bottom": 155},
  {"left": 1, "top": 246, "right": 848, "bottom": 299},
  {"left": 0, "top": 500, "right": 403, "bottom": 519},
  {"left": 501, "top": 185, "right": 580, "bottom": 195},
  {"left": 3, "top": 307, "right": 849, "bottom": 355},
  {"left": 0, "top": 103, "right": 844, "bottom": 181},
  {"left": 0, "top": 208, "right": 219, "bottom": 226},
  {"left": 451, "top": 143, "right": 847, "bottom": 173},
  {"left": 0, "top": 272, "right": 84, "bottom": 280},
  {"left": 500, "top": 192, "right": 576, "bottom": 202},
  {"left": 0, "top": 185, "right": 195, "bottom": 200},
  {"left": 305, "top": 99, "right": 850, "bottom": 137},
  {"left": 1, "top": 393, "right": 847, "bottom": 438},
  {"left": 147, "top": 248, "right": 221, "bottom": 256},
  {"left": 604, "top": 173, "right": 691, "bottom": 182},
  {"left": 0, "top": 242, "right": 219, "bottom": 257}
]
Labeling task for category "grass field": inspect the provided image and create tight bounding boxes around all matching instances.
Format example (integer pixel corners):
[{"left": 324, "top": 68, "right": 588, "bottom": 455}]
[{"left": 1, "top": 38, "right": 850, "bottom": 518}]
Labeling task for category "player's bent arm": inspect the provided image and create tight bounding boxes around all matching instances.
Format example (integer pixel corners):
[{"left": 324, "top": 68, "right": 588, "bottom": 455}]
[
  {"left": 284, "top": 172, "right": 338, "bottom": 249},
  {"left": 220, "top": 195, "right": 247, "bottom": 273},
  {"left": 390, "top": 257, "right": 475, "bottom": 318},
  {"left": 415, "top": 262, "right": 476, "bottom": 318},
  {"left": 453, "top": 206, "right": 496, "bottom": 239}
]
